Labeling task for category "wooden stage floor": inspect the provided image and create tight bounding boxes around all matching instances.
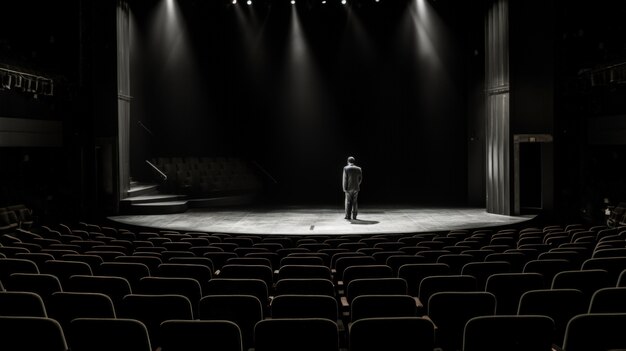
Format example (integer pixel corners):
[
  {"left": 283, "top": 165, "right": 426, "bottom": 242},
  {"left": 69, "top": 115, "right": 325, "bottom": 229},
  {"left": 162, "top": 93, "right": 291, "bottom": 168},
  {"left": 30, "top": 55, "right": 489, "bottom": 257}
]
[{"left": 108, "top": 205, "right": 535, "bottom": 236}]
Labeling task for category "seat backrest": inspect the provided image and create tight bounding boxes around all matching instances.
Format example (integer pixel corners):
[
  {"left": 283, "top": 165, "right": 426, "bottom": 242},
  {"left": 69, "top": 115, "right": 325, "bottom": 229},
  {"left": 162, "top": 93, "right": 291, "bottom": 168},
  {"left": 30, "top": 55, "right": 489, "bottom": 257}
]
[
  {"left": 0, "top": 316, "right": 67, "bottom": 351},
  {"left": 562, "top": 313, "right": 626, "bottom": 351},
  {"left": 160, "top": 319, "right": 243, "bottom": 351},
  {"left": 205, "top": 278, "right": 269, "bottom": 306},
  {"left": 254, "top": 318, "right": 339, "bottom": 351},
  {"left": 518, "top": 289, "right": 586, "bottom": 348},
  {"left": 61, "top": 254, "right": 104, "bottom": 272},
  {"left": 342, "top": 264, "right": 392, "bottom": 286},
  {"left": 426, "top": 291, "right": 496, "bottom": 351},
  {"left": 485, "top": 272, "right": 544, "bottom": 315},
  {"left": 98, "top": 262, "right": 151, "bottom": 289},
  {"left": 67, "top": 274, "right": 132, "bottom": 308},
  {"left": 461, "top": 261, "right": 512, "bottom": 290},
  {"left": 0, "top": 258, "right": 39, "bottom": 282},
  {"left": 14, "top": 253, "right": 55, "bottom": 270},
  {"left": 398, "top": 263, "right": 451, "bottom": 296},
  {"left": 551, "top": 269, "right": 610, "bottom": 304},
  {"left": 43, "top": 260, "right": 93, "bottom": 284},
  {"left": 226, "top": 257, "right": 272, "bottom": 268},
  {"left": 418, "top": 274, "right": 477, "bottom": 312},
  {"left": 136, "top": 277, "right": 202, "bottom": 317},
  {"left": 349, "top": 317, "right": 434, "bottom": 351},
  {"left": 115, "top": 255, "right": 162, "bottom": 273},
  {"left": 120, "top": 294, "right": 193, "bottom": 348},
  {"left": 157, "top": 263, "right": 212, "bottom": 290},
  {"left": 47, "top": 292, "right": 116, "bottom": 330},
  {"left": 334, "top": 256, "right": 377, "bottom": 281},
  {"left": 68, "top": 317, "right": 152, "bottom": 351},
  {"left": 350, "top": 294, "right": 417, "bottom": 322},
  {"left": 462, "top": 315, "right": 554, "bottom": 351},
  {"left": 280, "top": 256, "right": 325, "bottom": 267},
  {"left": 7, "top": 273, "right": 62, "bottom": 303},
  {"left": 218, "top": 264, "right": 273, "bottom": 288},
  {"left": 0, "top": 291, "right": 47, "bottom": 317},
  {"left": 199, "top": 294, "right": 262, "bottom": 350},
  {"left": 271, "top": 294, "right": 338, "bottom": 321},
  {"left": 582, "top": 257, "right": 626, "bottom": 285},
  {"left": 346, "top": 278, "right": 408, "bottom": 304},
  {"left": 274, "top": 278, "right": 335, "bottom": 297},
  {"left": 588, "top": 287, "right": 626, "bottom": 313},
  {"left": 484, "top": 252, "right": 528, "bottom": 272},
  {"left": 538, "top": 251, "right": 584, "bottom": 269},
  {"left": 436, "top": 254, "right": 476, "bottom": 274},
  {"left": 385, "top": 255, "right": 427, "bottom": 275},
  {"left": 277, "top": 265, "right": 332, "bottom": 280}
]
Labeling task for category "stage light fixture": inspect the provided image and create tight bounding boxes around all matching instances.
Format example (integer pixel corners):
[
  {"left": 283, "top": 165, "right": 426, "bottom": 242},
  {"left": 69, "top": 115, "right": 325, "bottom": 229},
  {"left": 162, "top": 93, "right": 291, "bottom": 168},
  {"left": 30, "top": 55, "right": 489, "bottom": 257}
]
[
  {"left": 232, "top": 0, "right": 237, "bottom": 4},
  {"left": 341, "top": 0, "right": 347, "bottom": 4},
  {"left": 321, "top": 0, "right": 326, "bottom": 3},
  {"left": 291, "top": 0, "right": 296, "bottom": 4},
  {"left": 247, "top": 0, "right": 252, "bottom": 4}
]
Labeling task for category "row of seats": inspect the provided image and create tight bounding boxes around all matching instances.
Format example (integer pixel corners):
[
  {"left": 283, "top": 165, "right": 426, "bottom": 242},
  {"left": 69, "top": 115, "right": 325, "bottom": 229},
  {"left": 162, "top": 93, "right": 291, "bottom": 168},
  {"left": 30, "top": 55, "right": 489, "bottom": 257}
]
[
  {"left": 151, "top": 156, "right": 263, "bottom": 196},
  {"left": 2, "top": 277, "right": 626, "bottom": 350},
  {"left": 2, "top": 221, "right": 626, "bottom": 350},
  {"left": 0, "top": 203, "right": 33, "bottom": 233},
  {"left": 2, "top": 309, "right": 625, "bottom": 351}
]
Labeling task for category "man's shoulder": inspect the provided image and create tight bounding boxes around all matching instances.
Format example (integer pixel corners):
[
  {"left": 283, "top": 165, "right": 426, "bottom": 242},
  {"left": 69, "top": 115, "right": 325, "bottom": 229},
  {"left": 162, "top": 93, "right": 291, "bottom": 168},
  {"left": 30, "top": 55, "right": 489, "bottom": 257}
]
[{"left": 345, "top": 165, "right": 362, "bottom": 172}]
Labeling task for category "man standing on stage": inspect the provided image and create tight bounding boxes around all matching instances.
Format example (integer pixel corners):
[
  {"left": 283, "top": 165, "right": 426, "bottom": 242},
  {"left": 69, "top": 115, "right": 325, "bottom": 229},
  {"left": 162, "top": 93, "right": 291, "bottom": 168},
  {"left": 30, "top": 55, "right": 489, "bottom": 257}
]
[{"left": 342, "top": 156, "right": 363, "bottom": 220}]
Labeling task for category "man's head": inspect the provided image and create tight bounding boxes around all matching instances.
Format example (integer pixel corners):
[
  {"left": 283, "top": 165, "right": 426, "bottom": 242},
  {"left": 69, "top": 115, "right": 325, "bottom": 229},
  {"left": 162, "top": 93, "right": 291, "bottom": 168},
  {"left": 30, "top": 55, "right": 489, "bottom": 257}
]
[{"left": 347, "top": 156, "right": 355, "bottom": 165}]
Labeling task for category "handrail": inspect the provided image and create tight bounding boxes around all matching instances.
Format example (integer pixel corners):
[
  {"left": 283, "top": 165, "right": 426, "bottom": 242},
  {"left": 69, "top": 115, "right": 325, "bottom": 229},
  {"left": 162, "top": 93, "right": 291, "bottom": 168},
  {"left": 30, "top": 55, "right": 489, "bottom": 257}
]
[
  {"left": 252, "top": 160, "right": 278, "bottom": 184},
  {"left": 145, "top": 159, "right": 167, "bottom": 182}
]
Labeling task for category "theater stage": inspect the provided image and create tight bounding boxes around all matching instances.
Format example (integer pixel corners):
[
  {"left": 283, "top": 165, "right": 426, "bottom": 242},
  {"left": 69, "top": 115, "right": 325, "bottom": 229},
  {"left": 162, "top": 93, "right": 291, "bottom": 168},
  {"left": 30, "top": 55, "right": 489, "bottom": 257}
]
[{"left": 108, "top": 205, "right": 535, "bottom": 236}]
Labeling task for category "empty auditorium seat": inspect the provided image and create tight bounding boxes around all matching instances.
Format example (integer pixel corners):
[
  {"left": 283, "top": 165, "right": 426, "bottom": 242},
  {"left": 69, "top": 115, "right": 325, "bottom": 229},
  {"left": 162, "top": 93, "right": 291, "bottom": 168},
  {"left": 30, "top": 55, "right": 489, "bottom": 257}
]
[
  {"left": 205, "top": 278, "right": 269, "bottom": 308},
  {"left": 349, "top": 317, "right": 434, "bottom": 351},
  {"left": 417, "top": 274, "right": 477, "bottom": 313},
  {"left": 551, "top": 269, "right": 610, "bottom": 304},
  {"left": 68, "top": 318, "right": 152, "bottom": 351},
  {"left": 274, "top": 278, "right": 335, "bottom": 296},
  {"left": 462, "top": 315, "right": 554, "bottom": 351},
  {"left": 426, "top": 291, "right": 496, "bottom": 351},
  {"left": 0, "top": 316, "right": 67, "bottom": 351},
  {"left": 199, "top": 294, "right": 263, "bottom": 350},
  {"left": 350, "top": 294, "right": 417, "bottom": 323},
  {"left": 485, "top": 272, "right": 544, "bottom": 315},
  {"left": 271, "top": 294, "right": 339, "bottom": 322},
  {"left": 136, "top": 276, "right": 202, "bottom": 317},
  {"left": 254, "top": 318, "right": 339, "bottom": 351},
  {"left": 119, "top": 294, "right": 193, "bottom": 348},
  {"left": 6, "top": 273, "right": 62, "bottom": 304},
  {"left": 562, "top": 313, "right": 626, "bottom": 351},
  {"left": 397, "top": 263, "right": 451, "bottom": 296},
  {"left": 518, "top": 289, "right": 586, "bottom": 348},
  {"left": 67, "top": 275, "right": 132, "bottom": 308},
  {"left": 47, "top": 292, "right": 116, "bottom": 330},
  {"left": 0, "top": 258, "right": 39, "bottom": 282},
  {"left": 0, "top": 291, "right": 47, "bottom": 317},
  {"left": 461, "top": 261, "right": 511, "bottom": 290},
  {"left": 160, "top": 320, "right": 243, "bottom": 351},
  {"left": 588, "top": 287, "right": 626, "bottom": 313}
]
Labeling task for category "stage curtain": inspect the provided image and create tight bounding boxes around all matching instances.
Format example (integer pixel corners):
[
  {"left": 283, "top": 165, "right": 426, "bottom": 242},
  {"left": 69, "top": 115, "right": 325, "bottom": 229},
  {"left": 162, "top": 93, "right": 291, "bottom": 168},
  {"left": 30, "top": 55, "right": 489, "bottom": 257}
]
[
  {"left": 117, "top": 0, "right": 131, "bottom": 200},
  {"left": 485, "top": 0, "right": 510, "bottom": 215}
]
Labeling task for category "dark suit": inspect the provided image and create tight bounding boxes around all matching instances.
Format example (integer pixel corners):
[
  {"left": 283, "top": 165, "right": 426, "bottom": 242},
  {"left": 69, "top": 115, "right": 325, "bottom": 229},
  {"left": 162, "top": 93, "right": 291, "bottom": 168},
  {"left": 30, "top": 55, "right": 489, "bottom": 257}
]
[{"left": 343, "top": 164, "right": 362, "bottom": 219}]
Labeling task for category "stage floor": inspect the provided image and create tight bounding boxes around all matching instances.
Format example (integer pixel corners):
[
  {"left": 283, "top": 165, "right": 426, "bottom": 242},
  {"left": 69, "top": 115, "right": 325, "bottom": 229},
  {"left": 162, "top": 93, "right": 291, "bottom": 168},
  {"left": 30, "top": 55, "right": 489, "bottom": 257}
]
[{"left": 108, "top": 205, "right": 535, "bottom": 236}]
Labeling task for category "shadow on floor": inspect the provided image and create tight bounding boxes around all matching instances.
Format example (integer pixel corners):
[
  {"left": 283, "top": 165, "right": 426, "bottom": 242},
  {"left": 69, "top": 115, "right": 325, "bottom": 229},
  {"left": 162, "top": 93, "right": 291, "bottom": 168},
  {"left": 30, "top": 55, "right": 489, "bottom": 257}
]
[{"left": 350, "top": 219, "right": 380, "bottom": 225}]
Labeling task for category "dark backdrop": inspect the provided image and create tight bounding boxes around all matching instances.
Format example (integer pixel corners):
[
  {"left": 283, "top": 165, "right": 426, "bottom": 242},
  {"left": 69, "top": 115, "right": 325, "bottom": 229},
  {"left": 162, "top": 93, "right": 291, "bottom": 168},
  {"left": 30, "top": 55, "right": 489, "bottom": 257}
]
[{"left": 129, "top": 0, "right": 471, "bottom": 205}]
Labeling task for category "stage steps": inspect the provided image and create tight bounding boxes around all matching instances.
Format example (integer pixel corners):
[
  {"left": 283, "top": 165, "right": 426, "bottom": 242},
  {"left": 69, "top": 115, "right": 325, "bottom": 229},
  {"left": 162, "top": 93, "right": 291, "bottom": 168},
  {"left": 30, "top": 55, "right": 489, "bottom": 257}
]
[
  {"left": 120, "top": 182, "right": 258, "bottom": 215},
  {"left": 120, "top": 187, "right": 189, "bottom": 214}
]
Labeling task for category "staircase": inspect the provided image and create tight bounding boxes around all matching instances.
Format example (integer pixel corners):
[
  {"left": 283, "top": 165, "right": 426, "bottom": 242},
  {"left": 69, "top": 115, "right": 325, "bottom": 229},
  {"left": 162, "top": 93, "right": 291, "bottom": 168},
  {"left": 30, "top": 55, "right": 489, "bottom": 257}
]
[
  {"left": 120, "top": 181, "right": 259, "bottom": 215},
  {"left": 120, "top": 182, "right": 188, "bottom": 215}
]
